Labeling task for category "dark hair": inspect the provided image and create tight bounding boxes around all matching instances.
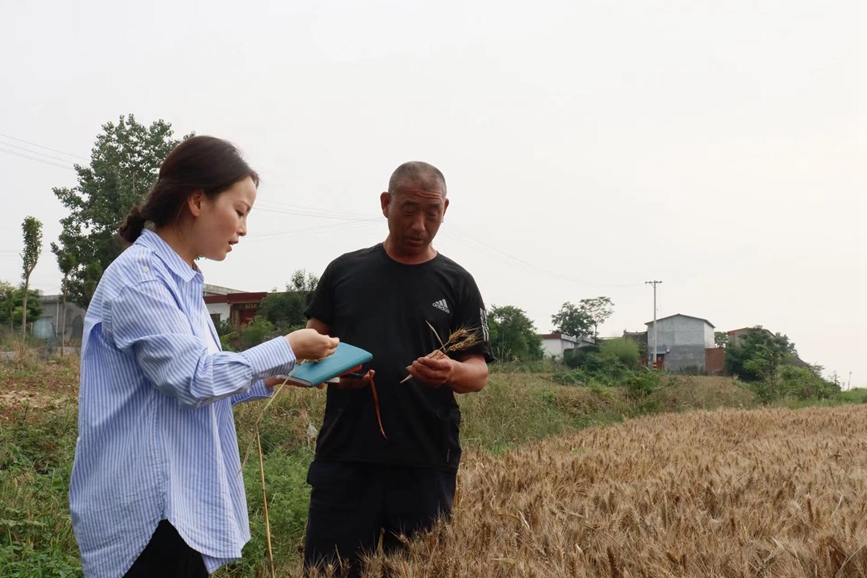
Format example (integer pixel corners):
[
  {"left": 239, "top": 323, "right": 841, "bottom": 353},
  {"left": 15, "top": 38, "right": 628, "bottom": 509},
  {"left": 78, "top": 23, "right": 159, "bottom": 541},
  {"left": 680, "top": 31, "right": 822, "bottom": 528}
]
[
  {"left": 388, "top": 161, "right": 447, "bottom": 197},
  {"left": 118, "top": 136, "right": 259, "bottom": 243}
]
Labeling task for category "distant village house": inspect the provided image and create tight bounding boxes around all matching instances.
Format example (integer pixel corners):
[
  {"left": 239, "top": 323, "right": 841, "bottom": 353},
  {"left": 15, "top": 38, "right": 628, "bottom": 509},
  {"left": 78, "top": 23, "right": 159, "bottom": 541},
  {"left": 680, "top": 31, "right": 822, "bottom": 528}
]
[{"left": 538, "top": 332, "right": 595, "bottom": 361}]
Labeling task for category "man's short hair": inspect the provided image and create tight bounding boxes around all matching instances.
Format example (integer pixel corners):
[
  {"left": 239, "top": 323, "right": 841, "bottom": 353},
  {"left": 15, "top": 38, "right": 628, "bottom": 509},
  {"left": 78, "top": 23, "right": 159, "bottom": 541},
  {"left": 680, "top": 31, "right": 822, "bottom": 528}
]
[{"left": 388, "top": 161, "right": 447, "bottom": 197}]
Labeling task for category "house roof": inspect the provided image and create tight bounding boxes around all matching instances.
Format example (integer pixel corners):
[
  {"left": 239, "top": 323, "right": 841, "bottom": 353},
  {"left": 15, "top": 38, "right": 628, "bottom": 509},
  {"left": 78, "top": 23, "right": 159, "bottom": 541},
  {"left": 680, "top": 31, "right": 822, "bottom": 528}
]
[
  {"left": 204, "top": 292, "right": 268, "bottom": 304},
  {"left": 203, "top": 284, "right": 247, "bottom": 296},
  {"left": 538, "top": 332, "right": 591, "bottom": 343},
  {"left": 727, "top": 326, "right": 773, "bottom": 336},
  {"left": 645, "top": 313, "right": 715, "bottom": 328}
]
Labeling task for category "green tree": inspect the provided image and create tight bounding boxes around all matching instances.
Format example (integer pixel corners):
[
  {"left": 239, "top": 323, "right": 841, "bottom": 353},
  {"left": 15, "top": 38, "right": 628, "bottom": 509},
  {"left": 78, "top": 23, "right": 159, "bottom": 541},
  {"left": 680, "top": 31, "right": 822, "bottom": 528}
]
[
  {"left": 257, "top": 270, "right": 320, "bottom": 331},
  {"left": 53, "top": 115, "right": 190, "bottom": 306},
  {"left": 551, "top": 301, "right": 593, "bottom": 338},
  {"left": 777, "top": 364, "right": 840, "bottom": 401},
  {"left": 579, "top": 296, "right": 614, "bottom": 338},
  {"left": 724, "top": 326, "right": 796, "bottom": 382},
  {"left": 0, "top": 282, "right": 42, "bottom": 330},
  {"left": 714, "top": 331, "right": 729, "bottom": 348},
  {"left": 488, "top": 305, "right": 543, "bottom": 362},
  {"left": 51, "top": 242, "right": 76, "bottom": 352},
  {"left": 20, "top": 216, "right": 43, "bottom": 339}
]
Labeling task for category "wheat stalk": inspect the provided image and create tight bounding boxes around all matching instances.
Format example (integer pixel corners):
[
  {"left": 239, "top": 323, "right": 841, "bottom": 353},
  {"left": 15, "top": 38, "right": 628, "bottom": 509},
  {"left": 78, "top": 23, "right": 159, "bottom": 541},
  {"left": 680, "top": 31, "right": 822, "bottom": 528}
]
[
  {"left": 238, "top": 361, "right": 319, "bottom": 578},
  {"left": 399, "top": 322, "right": 482, "bottom": 383}
]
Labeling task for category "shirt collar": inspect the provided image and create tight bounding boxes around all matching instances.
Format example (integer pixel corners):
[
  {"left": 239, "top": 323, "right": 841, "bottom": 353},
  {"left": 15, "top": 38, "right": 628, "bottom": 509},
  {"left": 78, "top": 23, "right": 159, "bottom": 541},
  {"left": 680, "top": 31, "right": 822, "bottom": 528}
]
[{"left": 137, "top": 229, "right": 201, "bottom": 283}]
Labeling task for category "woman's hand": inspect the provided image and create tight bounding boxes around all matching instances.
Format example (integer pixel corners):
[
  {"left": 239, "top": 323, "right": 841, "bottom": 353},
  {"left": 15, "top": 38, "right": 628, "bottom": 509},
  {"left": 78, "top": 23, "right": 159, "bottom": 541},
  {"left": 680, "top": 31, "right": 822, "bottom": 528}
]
[{"left": 285, "top": 329, "right": 339, "bottom": 361}]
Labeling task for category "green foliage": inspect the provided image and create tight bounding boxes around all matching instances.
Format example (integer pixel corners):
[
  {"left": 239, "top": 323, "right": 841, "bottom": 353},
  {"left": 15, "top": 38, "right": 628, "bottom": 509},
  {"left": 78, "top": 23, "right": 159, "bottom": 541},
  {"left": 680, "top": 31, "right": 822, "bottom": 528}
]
[
  {"left": 578, "top": 296, "right": 614, "bottom": 337},
  {"left": 238, "top": 317, "right": 276, "bottom": 350},
  {"left": 257, "top": 270, "right": 319, "bottom": 331},
  {"left": 556, "top": 351, "right": 633, "bottom": 387},
  {"left": 599, "top": 337, "right": 640, "bottom": 369},
  {"left": 457, "top": 373, "right": 620, "bottom": 453},
  {"left": 779, "top": 365, "right": 840, "bottom": 400},
  {"left": 551, "top": 301, "right": 593, "bottom": 338},
  {"left": 724, "top": 326, "right": 796, "bottom": 382},
  {"left": 52, "top": 115, "right": 191, "bottom": 306},
  {"left": 623, "top": 370, "right": 662, "bottom": 399},
  {"left": 714, "top": 331, "right": 729, "bottom": 348},
  {"left": 214, "top": 320, "right": 237, "bottom": 352},
  {"left": 20, "top": 217, "right": 43, "bottom": 336},
  {"left": 0, "top": 282, "right": 42, "bottom": 329},
  {"left": 835, "top": 389, "right": 867, "bottom": 404},
  {"left": 487, "top": 305, "right": 543, "bottom": 362},
  {"left": 488, "top": 357, "right": 563, "bottom": 374},
  {"left": 752, "top": 364, "right": 841, "bottom": 403},
  {"left": 563, "top": 344, "right": 600, "bottom": 369},
  {"left": 218, "top": 449, "right": 314, "bottom": 578},
  {"left": 21, "top": 217, "right": 43, "bottom": 284},
  {"left": 50, "top": 244, "right": 76, "bottom": 307},
  {"left": 551, "top": 297, "right": 614, "bottom": 338},
  {"left": 0, "top": 406, "right": 81, "bottom": 577}
]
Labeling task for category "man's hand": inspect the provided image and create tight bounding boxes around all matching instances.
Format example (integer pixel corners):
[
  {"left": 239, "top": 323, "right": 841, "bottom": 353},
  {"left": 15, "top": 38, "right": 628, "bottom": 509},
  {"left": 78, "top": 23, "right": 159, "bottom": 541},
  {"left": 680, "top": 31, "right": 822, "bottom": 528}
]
[{"left": 406, "top": 350, "right": 454, "bottom": 388}]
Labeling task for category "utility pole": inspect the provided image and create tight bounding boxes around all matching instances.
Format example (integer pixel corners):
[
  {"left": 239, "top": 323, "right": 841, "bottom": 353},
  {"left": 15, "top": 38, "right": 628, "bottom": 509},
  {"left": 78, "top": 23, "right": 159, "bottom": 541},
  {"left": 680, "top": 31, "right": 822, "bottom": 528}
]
[{"left": 645, "top": 280, "right": 662, "bottom": 369}]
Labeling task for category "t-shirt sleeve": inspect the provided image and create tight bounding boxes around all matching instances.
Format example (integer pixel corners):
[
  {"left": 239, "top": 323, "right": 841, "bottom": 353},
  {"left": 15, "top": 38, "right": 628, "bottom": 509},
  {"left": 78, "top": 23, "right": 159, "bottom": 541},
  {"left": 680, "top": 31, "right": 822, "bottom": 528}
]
[
  {"left": 453, "top": 274, "right": 494, "bottom": 363},
  {"left": 305, "top": 260, "right": 336, "bottom": 326}
]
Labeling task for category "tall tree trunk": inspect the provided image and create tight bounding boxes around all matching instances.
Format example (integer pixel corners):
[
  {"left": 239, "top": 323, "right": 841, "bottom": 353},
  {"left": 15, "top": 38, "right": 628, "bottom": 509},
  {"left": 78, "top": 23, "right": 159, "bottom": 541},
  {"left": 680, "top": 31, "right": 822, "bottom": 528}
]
[
  {"left": 60, "top": 281, "right": 68, "bottom": 355},
  {"left": 21, "top": 276, "right": 30, "bottom": 342}
]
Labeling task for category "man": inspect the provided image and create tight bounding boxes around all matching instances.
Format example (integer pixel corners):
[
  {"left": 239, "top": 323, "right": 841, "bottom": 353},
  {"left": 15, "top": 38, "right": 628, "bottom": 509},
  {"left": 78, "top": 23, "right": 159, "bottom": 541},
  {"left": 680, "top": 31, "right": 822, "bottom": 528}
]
[{"left": 303, "top": 161, "right": 492, "bottom": 575}]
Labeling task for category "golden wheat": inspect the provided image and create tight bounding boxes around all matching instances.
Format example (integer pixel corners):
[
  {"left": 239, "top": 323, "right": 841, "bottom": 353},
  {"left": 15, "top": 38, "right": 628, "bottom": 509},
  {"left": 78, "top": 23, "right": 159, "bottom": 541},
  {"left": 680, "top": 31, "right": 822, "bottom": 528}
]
[{"left": 347, "top": 405, "right": 867, "bottom": 578}]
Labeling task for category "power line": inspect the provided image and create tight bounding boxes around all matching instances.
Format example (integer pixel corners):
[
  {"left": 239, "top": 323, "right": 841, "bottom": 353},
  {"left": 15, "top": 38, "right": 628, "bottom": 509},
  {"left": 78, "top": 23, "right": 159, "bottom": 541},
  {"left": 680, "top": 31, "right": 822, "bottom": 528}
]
[
  {"left": 256, "top": 198, "right": 378, "bottom": 220},
  {"left": 0, "top": 141, "right": 83, "bottom": 165},
  {"left": 246, "top": 220, "right": 378, "bottom": 242},
  {"left": 0, "top": 132, "right": 88, "bottom": 160},
  {"left": 445, "top": 224, "right": 641, "bottom": 289},
  {"left": 0, "top": 147, "right": 76, "bottom": 171},
  {"left": 0, "top": 131, "right": 642, "bottom": 291},
  {"left": 254, "top": 202, "right": 381, "bottom": 222}
]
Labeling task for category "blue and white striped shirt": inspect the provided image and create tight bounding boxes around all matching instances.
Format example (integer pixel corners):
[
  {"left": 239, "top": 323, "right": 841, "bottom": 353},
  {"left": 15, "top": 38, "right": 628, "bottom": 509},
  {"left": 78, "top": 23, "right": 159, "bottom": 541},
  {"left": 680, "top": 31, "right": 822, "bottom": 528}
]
[{"left": 69, "top": 229, "right": 296, "bottom": 578}]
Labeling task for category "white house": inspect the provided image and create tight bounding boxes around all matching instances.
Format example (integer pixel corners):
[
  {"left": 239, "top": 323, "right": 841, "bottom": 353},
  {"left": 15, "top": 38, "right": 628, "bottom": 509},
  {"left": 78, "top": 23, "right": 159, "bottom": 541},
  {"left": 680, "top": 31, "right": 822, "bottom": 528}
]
[{"left": 539, "top": 332, "right": 595, "bottom": 360}]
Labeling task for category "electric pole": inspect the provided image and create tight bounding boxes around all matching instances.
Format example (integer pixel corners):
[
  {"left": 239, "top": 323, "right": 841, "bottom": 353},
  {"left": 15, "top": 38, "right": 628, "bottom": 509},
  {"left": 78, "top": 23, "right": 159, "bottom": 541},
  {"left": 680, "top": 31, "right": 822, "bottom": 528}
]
[{"left": 645, "top": 280, "right": 662, "bottom": 369}]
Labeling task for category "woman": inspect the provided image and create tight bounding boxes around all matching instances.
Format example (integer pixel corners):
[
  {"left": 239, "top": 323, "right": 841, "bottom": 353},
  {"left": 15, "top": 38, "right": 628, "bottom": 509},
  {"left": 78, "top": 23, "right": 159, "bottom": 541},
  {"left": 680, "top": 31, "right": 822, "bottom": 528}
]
[{"left": 69, "top": 136, "right": 338, "bottom": 578}]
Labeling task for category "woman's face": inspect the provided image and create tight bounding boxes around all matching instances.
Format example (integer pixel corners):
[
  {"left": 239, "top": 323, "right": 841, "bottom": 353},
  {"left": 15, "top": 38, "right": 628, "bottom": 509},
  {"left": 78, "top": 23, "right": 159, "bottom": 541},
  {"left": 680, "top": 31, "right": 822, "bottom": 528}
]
[{"left": 190, "top": 176, "right": 257, "bottom": 261}]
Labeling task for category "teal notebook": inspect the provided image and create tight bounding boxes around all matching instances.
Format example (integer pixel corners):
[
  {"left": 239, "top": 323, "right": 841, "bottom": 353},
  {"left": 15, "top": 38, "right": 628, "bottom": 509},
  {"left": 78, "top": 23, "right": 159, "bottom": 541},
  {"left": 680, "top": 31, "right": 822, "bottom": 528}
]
[{"left": 284, "top": 342, "right": 373, "bottom": 387}]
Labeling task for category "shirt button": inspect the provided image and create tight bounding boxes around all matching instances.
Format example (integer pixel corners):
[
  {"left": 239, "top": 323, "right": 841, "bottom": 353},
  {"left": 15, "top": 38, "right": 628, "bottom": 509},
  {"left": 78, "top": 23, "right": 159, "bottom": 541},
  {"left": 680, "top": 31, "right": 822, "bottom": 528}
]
[{"left": 142, "top": 266, "right": 149, "bottom": 273}]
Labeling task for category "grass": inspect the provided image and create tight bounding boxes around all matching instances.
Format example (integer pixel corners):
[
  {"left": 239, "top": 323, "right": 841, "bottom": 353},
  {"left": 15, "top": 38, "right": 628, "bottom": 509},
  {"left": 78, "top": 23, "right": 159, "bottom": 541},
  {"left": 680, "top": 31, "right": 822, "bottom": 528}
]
[{"left": 0, "top": 356, "right": 864, "bottom": 577}]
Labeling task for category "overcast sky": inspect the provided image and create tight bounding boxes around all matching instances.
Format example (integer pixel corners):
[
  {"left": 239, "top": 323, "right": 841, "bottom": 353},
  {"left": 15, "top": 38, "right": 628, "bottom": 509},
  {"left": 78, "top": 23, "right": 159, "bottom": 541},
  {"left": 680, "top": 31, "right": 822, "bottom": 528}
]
[{"left": 1, "top": 0, "right": 863, "bottom": 385}]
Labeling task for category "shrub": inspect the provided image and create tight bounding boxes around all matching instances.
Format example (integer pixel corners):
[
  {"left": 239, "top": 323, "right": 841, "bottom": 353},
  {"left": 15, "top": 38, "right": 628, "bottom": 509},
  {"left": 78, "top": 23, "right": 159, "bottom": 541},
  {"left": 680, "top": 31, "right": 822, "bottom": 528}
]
[
  {"left": 599, "top": 338, "right": 640, "bottom": 369},
  {"left": 239, "top": 317, "right": 276, "bottom": 349},
  {"left": 563, "top": 345, "right": 600, "bottom": 369}
]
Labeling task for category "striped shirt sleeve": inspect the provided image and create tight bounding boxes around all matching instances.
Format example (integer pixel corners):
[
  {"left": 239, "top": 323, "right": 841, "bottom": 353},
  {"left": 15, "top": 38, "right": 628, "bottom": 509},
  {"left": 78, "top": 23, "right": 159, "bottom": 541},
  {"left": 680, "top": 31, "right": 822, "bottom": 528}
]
[
  {"left": 104, "top": 279, "right": 295, "bottom": 409},
  {"left": 231, "top": 379, "right": 274, "bottom": 405}
]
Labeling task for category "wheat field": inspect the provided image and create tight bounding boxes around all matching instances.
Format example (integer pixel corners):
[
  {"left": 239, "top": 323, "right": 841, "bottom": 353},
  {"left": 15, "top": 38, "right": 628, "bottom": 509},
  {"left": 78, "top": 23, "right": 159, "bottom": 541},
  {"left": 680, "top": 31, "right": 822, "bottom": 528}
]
[{"left": 352, "top": 405, "right": 867, "bottom": 578}]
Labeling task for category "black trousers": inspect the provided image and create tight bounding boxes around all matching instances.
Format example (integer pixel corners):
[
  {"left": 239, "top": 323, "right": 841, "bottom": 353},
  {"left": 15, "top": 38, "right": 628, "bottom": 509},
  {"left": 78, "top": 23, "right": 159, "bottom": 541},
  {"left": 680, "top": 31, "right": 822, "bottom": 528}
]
[
  {"left": 124, "top": 520, "right": 208, "bottom": 578},
  {"left": 303, "top": 461, "right": 456, "bottom": 577}
]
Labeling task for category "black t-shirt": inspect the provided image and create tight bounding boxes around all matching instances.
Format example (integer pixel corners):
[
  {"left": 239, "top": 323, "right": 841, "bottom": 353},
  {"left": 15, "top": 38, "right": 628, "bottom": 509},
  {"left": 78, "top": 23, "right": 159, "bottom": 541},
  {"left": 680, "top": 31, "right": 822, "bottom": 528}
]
[{"left": 305, "top": 243, "right": 493, "bottom": 472}]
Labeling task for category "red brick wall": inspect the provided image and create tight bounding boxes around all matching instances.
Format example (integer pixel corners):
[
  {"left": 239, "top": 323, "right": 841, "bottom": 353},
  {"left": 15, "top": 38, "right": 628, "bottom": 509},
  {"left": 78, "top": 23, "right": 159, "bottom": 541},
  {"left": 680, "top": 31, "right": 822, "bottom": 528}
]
[{"left": 705, "top": 348, "right": 726, "bottom": 375}]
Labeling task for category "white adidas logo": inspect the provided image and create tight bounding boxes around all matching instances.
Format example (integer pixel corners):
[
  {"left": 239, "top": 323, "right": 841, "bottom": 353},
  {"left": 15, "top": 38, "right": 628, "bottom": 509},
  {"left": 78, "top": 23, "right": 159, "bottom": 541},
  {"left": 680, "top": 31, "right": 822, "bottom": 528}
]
[{"left": 432, "top": 299, "right": 450, "bottom": 314}]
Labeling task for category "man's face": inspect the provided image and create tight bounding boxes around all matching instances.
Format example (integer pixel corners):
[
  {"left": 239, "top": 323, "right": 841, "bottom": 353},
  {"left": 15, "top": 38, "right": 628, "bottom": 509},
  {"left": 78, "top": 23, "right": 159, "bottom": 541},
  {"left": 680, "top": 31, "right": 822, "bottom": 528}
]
[{"left": 381, "top": 181, "right": 449, "bottom": 257}]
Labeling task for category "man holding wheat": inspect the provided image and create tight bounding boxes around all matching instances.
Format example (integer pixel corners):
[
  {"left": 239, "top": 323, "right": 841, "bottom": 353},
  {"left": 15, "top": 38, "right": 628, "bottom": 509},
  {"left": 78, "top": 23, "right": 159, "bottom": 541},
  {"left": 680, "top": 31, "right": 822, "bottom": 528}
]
[{"left": 303, "top": 161, "right": 492, "bottom": 575}]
